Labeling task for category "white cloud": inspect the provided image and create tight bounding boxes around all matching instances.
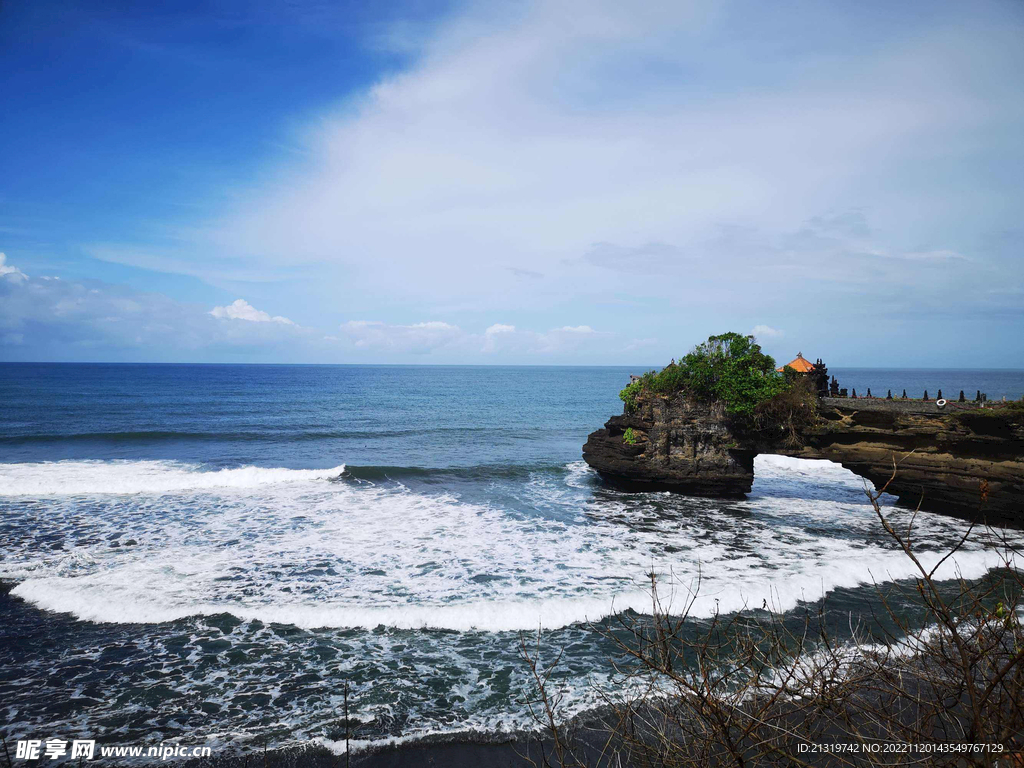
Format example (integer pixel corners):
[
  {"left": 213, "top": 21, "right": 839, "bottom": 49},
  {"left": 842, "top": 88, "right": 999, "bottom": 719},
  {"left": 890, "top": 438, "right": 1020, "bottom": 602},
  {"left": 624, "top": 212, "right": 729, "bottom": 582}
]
[
  {"left": 482, "top": 322, "right": 516, "bottom": 352},
  {"left": 0, "top": 269, "right": 310, "bottom": 361},
  {"left": 751, "top": 324, "right": 783, "bottom": 339},
  {"left": 530, "top": 324, "right": 609, "bottom": 354},
  {"left": 334, "top": 318, "right": 619, "bottom": 358},
  {"left": 411, "top": 321, "right": 459, "bottom": 330},
  {"left": 557, "top": 325, "right": 595, "bottom": 334},
  {"left": 0, "top": 253, "right": 27, "bottom": 281},
  {"left": 39, "top": 0, "right": 1020, "bottom": 369},
  {"left": 0, "top": 264, "right": 625, "bottom": 359},
  {"left": 338, "top": 320, "right": 463, "bottom": 354},
  {"left": 76, "top": 1, "right": 1023, "bottom": 367},
  {"left": 625, "top": 337, "right": 658, "bottom": 351},
  {"left": 162, "top": 0, "right": 1020, "bottom": 324},
  {"left": 210, "top": 299, "right": 295, "bottom": 324}
]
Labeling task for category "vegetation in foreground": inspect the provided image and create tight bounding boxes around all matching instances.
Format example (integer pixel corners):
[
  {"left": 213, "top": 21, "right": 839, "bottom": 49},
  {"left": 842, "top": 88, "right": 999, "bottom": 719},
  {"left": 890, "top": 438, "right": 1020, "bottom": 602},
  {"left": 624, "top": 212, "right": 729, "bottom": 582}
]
[{"left": 520, "top": 464, "right": 1024, "bottom": 767}]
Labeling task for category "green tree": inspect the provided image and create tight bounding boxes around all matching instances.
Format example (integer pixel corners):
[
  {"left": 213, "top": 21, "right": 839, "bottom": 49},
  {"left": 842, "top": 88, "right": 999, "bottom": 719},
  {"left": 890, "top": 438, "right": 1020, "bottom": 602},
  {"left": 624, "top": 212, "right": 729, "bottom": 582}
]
[{"left": 619, "top": 332, "right": 789, "bottom": 423}]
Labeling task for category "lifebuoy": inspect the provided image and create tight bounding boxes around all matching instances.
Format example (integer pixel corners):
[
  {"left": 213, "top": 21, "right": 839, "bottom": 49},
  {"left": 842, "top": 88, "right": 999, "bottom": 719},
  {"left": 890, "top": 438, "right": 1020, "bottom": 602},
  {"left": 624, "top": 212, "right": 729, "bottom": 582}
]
[{"left": 936, "top": 399, "right": 947, "bottom": 409}]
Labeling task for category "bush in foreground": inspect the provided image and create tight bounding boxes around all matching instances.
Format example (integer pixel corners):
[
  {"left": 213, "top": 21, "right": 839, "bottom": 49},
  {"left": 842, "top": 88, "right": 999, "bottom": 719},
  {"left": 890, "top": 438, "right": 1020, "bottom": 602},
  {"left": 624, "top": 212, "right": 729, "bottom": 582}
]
[{"left": 520, "top": 464, "right": 1024, "bottom": 767}]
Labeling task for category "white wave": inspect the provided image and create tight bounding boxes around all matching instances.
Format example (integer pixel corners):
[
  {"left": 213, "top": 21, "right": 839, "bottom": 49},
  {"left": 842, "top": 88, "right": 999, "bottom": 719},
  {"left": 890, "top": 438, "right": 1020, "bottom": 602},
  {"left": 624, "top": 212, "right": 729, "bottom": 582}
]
[
  {"left": 757, "top": 454, "right": 845, "bottom": 471},
  {"left": 0, "top": 460, "right": 345, "bottom": 496},
  {"left": 563, "top": 460, "right": 595, "bottom": 489},
  {"left": 5, "top": 454, "right": 1022, "bottom": 755},
  {"left": 3, "top": 456, "right": 1020, "bottom": 632},
  {"left": 10, "top": 544, "right": 1013, "bottom": 632},
  {"left": 11, "top": 579, "right": 645, "bottom": 631}
]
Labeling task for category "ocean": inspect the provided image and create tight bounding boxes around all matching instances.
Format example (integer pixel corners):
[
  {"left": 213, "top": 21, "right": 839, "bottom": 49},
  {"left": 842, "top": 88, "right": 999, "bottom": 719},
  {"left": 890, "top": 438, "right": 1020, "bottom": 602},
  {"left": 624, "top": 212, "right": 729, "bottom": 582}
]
[{"left": 1, "top": 363, "right": 1022, "bottom": 756}]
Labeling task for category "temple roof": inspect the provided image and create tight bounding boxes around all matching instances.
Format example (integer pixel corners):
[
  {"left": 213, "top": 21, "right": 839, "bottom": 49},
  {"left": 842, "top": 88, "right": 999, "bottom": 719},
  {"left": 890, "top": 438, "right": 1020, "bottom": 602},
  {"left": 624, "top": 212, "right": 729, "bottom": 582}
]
[{"left": 777, "top": 352, "right": 816, "bottom": 373}]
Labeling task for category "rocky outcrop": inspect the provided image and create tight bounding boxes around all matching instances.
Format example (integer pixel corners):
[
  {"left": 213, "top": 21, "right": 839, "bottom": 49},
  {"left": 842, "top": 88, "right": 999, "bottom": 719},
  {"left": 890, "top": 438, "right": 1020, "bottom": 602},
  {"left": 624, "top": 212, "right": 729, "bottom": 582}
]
[
  {"left": 584, "top": 395, "right": 1024, "bottom": 523},
  {"left": 583, "top": 395, "right": 755, "bottom": 497},
  {"left": 790, "top": 399, "right": 1024, "bottom": 521}
]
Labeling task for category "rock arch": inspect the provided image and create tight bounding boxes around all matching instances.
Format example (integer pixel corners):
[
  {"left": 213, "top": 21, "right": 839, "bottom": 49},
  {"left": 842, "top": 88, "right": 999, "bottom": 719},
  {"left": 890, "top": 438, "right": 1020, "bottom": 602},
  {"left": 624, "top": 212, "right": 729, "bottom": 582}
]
[{"left": 583, "top": 396, "right": 1024, "bottom": 524}]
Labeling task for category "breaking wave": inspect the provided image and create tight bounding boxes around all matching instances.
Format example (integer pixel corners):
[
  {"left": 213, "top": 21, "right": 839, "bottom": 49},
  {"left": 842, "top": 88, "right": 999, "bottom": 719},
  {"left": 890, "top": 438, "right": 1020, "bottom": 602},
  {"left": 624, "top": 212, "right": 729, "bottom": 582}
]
[
  {"left": 10, "top": 546, "right": 1009, "bottom": 632},
  {"left": 0, "top": 460, "right": 345, "bottom": 496},
  {"left": 2, "top": 458, "right": 1019, "bottom": 632}
]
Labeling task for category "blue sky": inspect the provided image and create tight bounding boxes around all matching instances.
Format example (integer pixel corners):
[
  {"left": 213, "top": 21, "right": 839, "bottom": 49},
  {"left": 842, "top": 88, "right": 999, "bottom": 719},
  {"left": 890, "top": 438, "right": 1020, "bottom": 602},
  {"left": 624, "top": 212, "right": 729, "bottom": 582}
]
[{"left": 2, "top": 0, "right": 1022, "bottom": 365}]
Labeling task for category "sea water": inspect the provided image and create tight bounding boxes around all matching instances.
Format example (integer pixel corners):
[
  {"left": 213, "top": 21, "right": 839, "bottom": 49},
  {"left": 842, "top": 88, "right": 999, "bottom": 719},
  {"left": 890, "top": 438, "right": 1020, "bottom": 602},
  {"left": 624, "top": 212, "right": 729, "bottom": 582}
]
[{"left": 1, "top": 364, "right": 1022, "bottom": 753}]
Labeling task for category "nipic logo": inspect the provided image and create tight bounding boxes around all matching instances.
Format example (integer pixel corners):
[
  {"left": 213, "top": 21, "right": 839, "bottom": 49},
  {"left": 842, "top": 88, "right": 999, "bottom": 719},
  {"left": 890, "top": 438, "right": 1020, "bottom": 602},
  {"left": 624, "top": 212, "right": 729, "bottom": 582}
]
[
  {"left": 15, "top": 740, "right": 95, "bottom": 760},
  {"left": 13, "top": 739, "right": 211, "bottom": 761}
]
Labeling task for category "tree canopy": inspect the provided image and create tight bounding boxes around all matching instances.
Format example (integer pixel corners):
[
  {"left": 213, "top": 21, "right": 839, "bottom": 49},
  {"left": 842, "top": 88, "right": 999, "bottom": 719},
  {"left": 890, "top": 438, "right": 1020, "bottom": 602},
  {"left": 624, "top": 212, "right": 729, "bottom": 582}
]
[{"left": 619, "top": 332, "right": 790, "bottom": 420}]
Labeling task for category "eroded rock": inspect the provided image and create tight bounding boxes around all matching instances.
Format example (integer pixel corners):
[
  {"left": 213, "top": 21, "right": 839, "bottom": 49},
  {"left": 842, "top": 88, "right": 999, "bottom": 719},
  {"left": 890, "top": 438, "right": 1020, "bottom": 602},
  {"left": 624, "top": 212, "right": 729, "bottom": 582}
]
[
  {"left": 584, "top": 394, "right": 1024, "bottom": 523},
  {"left": 583, "top": 394, "right": 755, "bottom": 497}
]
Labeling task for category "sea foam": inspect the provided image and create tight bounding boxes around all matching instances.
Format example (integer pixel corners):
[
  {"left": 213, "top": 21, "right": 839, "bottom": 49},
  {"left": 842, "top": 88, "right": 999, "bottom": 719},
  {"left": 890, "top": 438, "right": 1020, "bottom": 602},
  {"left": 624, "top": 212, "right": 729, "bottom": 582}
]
[
  {"left": 10, "top": 545, "right": 1011, "bottom": 632},
  {"left": 2, "top": 457, "right": 1019, "bottom": 632},
  {"left": 0, "top": 460, "right": 345, "bottom": 496}
]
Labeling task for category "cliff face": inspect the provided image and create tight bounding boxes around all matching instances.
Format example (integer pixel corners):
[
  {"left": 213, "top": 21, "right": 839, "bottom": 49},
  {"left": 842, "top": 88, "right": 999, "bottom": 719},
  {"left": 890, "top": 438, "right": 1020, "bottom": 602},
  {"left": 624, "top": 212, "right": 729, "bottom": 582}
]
[
  {"left": 791, "top": 399, "right": 1024, "bottom": 520},
  {"left": 582, "top": 394, "right": 755, "bottom": 496},
  {"left": 583, "top": 396, "right": 1024, "bottom": 523}
]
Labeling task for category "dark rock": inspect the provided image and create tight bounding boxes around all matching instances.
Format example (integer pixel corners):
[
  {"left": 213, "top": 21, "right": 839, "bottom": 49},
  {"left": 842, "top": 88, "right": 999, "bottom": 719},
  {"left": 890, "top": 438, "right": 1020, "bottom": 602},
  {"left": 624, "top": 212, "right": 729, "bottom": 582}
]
[
  {"left": 584, "top": 393, "right": 1024, "bottom": 524},
  {"left": 583, "top": 395, "right": 754, "bottom": 496},
  {"left": 793, "top": 400, "right": 1024, "bottom": 523}
]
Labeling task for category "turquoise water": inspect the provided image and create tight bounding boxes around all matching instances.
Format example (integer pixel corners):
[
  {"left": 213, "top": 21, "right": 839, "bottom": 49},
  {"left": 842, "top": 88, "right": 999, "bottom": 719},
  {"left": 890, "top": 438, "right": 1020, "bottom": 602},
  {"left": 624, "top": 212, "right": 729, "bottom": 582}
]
[{"left": 1, "top": 364, "right": 1021, "bottom": 755}]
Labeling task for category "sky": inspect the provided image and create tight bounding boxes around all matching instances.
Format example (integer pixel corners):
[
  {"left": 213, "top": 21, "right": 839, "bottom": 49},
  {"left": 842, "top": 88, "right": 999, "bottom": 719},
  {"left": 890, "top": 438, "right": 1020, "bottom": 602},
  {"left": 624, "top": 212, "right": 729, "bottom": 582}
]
[{"left": 2, "top": 0, "right": 1022, "bottom": 366}]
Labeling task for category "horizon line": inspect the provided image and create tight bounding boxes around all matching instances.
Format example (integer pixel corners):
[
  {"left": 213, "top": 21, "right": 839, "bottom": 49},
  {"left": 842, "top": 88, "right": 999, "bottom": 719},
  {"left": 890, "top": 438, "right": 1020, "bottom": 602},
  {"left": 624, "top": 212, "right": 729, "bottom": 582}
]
[{"left": 3, "top": 361, "right": 1024, "bottom": 372}]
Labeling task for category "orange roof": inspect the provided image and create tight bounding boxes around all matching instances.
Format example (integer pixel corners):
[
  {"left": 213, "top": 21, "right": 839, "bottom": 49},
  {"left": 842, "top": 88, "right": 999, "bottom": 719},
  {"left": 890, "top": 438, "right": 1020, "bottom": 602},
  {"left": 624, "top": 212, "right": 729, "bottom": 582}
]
[{"left": 777, "top": 352, "right": 815, "bottom": 373}]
